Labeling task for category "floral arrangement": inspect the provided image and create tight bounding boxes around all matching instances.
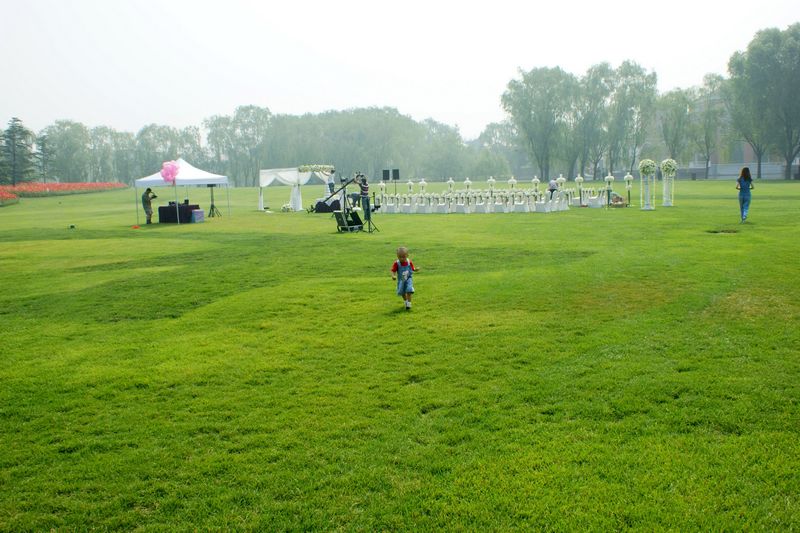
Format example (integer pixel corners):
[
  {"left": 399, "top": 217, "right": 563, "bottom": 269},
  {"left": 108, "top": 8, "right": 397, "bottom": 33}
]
[
  {"left": 638, "top": 159, "right": 657, "bottom": 176},
  {"left": 0, "top": 182, "right": 126, "bottom": 198},
  {"left": 661, "top": 158, "right": 678, "bottom": 178},
  {"left": 298, "top": 164, "right": 334, "bottom": 173}
]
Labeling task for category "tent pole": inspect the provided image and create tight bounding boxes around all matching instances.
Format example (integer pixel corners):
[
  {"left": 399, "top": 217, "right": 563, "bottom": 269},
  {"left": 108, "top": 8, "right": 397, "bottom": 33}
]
[
  {"left": 258, "top": 187, "right": 263, "bottom": 211},
  {"left": 227, "top": 184, "right": 231, "bottom": 216},
  {"left": 174, "top": 185, "right": 180, "bottom": 225},
  {"left": 135, "top": 186, "right": 139, "bottom": 225}
]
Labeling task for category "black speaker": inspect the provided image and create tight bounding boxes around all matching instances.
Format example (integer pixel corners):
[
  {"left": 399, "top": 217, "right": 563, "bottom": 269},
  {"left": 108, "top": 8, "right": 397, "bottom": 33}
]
[
  {"left": 349, "top": 211, "right": 363, "bottom": 226},
  {"left": 333, "top": 210, "right": 363, "bottom": 232},
  {"left": 392, "top": 169, "right": 400, "bottom": 180},
  {"left": 382, "top": 169, "right": 390, "bottom": 181}
]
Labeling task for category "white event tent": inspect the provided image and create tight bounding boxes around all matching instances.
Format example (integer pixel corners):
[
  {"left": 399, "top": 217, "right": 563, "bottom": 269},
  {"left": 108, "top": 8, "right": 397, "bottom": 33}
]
[
  {"left": 258, "top": 167, "right": 331, "bottom": 212},
  {"left": 134, "top": 158, "right": 230, "bottom": 224}
]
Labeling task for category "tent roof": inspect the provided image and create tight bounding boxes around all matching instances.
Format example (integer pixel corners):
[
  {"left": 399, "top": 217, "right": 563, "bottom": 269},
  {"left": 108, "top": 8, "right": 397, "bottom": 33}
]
[{"left": 134, "top": 158, "right": 228, "bottom": 187}]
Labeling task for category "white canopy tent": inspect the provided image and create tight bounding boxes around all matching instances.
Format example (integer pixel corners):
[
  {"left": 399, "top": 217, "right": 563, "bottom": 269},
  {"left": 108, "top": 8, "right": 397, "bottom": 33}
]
[
  {"left": 133, "top": 158, "right": 230, "bottom": 224},
  {"left": 258, "top": 167, "right": 331, "bottom": 212}
]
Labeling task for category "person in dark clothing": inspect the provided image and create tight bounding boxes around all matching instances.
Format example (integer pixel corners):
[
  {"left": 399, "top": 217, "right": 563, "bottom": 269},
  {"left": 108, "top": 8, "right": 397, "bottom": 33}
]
[
  {"left": 736, "top": 167, "right": 754, "bottom": 222},
  {"left": 141, "top": 188, "right": 157, "bottom": 224}
]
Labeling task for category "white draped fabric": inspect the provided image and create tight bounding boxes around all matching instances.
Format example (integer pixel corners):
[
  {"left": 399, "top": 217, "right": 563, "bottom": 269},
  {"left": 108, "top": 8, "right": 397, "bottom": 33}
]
[{"left": 258, "top": 168, "right": 329, "bottom": 211}]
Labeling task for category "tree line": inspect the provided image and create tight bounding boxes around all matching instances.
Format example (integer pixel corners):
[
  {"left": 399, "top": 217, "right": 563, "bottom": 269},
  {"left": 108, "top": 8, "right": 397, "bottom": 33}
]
[
  {"left": 500, "top": 23, "right": 800, "bottom": 181},
  {"left": 0, "top": 107, "right": 503, "bottom": 187},
  {"left": 2, "top": 24, "right": 798, "bottom": 185}
]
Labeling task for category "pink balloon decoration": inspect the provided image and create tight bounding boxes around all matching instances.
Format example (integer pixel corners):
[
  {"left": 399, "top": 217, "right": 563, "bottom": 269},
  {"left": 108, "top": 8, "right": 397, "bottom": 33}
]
[{"left": 160, "top": 160, "right": 180, "bottom": 184}]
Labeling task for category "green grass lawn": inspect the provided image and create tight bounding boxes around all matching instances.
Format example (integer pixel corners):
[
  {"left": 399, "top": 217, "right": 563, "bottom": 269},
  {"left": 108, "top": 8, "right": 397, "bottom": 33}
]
[{"left": 1, "top": 180, "right": 798, "bottom": 529}]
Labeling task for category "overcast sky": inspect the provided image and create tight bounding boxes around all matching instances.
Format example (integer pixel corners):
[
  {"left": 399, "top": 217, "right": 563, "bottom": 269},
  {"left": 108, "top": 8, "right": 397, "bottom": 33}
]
[{"left": 2, "top": 0, "right": 797, "bottom": 139}]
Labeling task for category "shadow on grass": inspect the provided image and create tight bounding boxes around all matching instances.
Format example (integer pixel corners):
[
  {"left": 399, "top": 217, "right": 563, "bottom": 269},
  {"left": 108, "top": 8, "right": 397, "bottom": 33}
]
[{"left": 385, "top": 306, "right": 411, "bottom": 316}]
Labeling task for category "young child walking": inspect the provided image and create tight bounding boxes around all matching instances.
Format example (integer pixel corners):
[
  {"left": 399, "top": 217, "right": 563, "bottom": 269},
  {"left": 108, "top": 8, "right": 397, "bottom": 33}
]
[{"left": 391, "top": 246, "right": 419, "bottom": 310}]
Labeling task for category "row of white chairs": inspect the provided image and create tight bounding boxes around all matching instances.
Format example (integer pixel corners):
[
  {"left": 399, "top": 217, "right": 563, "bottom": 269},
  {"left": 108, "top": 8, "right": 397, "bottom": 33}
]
[{"left": 378, "top": 191, "right": 572, "bottom": 214}]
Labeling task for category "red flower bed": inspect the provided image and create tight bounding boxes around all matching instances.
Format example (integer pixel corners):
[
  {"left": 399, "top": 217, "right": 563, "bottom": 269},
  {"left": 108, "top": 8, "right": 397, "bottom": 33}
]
[
  {"left": 0, "top": 190, "right": 19, "bottom": 206},
  {"left": 0, "top": 182, "right": 127, "bottom": 198}
]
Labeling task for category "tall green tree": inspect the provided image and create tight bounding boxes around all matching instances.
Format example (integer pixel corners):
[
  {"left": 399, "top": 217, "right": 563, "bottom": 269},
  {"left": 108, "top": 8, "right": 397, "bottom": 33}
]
[
  {"left": 502, "top": 67, "right": 577, "bottom": 179},
  {"left": 690, "top": 75, "right": 725, "bottom": 179},
  {"left": 40, "top": 120, "right": 91, "bottom": 182},
  {"left": 135, "top": 124, "right": 178, "bottom": 176},
  {"left": 658, "top": 88, "right": 692, "bottom": 160},
  {"left": 0, "top": 135, "right": 7, "bottom": 182},
  {"left": 607, "top": 61, "right": 657, "bottom": 174},
  {"left": 560, "top": 74, "right": 584, "bottom": 180},
  {"left": 204, "top": 114, "right": 235, "bottom": 177},
  {"left": 111, "top": 131, "right": 136, "bottom": 184},
  {"left": 89, "top": 126, "right": 116, "bottom": 182},
  {"left": 578, "top": 63, "right": 614, "bottom": 178},
  {"left": 2, "top": 117, "right": 35, "bottom": 185},
  {"left": 723, "top": 71, "right": 770, "bottom": 179},
  {"left": 34, "top": 133, "right": 54, "bottom": 183},
  {"left": 232, "top": 105, "right": 272, "bottom": 186},
  {"left": 475, "top": 121, "right": 527, "bottom": 178},
  {"left": 470, "top": 148, "right": 512, "bottom": 179},
  {"left": 728, "top": 24, "right": 800, "bottom": 179},
  {"left": 420, "top": 119, "right": 467, "bottom": 179},
  {"left": 176, "top": 127, "right": 206, "bottom": 168}
]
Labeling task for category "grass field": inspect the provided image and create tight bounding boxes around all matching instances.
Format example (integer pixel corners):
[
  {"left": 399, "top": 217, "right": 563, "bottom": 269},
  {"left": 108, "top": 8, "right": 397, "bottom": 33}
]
[{"left": 1, "top": 180, "right": 799, "bottom": 529}]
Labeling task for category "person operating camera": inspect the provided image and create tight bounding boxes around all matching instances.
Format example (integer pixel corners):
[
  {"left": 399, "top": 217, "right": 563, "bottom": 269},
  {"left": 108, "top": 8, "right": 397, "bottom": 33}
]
[
  {"left": 141, "top": 187, "right": 158, "bottom": 224},
  {"left": 355, "top": 173, "right": 371, "bottom": 221}
]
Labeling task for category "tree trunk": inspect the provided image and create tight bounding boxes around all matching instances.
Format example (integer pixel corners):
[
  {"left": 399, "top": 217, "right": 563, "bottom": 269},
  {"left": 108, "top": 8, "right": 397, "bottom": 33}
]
[
  {"left": 534, "top": 154, "right": 545, "bottom": 180},
  {"left": 704, "top": 157, "right": 710, "bottom": 179},
  {"left": 579, "top": 152, "right": 588, "bottom": 179},
  {"left": 784, "top": 148, "right": 800, "bottom": 179},
  {"left": 756, "top": 153, "right": 763, "bottom": 179},
  {"left": 11, "top": 145, "right": 17, "bottom": 186}
]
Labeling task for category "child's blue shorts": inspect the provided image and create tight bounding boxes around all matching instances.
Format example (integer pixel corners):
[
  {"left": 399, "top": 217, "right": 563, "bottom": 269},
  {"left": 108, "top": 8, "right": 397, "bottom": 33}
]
[{"left": 397, "top": 278, "right": 414, "bottom": 296}]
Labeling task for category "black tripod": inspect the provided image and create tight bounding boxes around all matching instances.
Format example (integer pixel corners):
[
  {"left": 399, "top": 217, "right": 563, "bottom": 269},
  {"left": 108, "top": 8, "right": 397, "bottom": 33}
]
[
  {"left": 355, "top": 180, "right": 380, "bottom": 233},
  {"left": 208, "top": 185, "right": 222, "bottom": 217},
  {"left": 364, "top": 194, "right": 379, "bottom": 233}
]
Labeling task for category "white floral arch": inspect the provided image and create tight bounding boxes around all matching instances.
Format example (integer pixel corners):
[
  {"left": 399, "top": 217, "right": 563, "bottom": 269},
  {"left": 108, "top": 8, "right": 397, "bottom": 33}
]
[{"left": 258, "top": 165, "right": 334, "bottom": 211}]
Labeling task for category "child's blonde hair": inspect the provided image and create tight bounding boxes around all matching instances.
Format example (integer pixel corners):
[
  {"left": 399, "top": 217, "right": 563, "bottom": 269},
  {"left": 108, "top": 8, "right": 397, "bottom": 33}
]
[{"left": 396, "top": 246, "right": 409, "bottom": 256}]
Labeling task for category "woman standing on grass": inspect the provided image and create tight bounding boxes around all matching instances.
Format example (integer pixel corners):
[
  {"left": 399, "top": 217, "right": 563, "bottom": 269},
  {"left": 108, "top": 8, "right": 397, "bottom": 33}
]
[{"left": 736, "top": 167, "right": 754, "bottom": 222}]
